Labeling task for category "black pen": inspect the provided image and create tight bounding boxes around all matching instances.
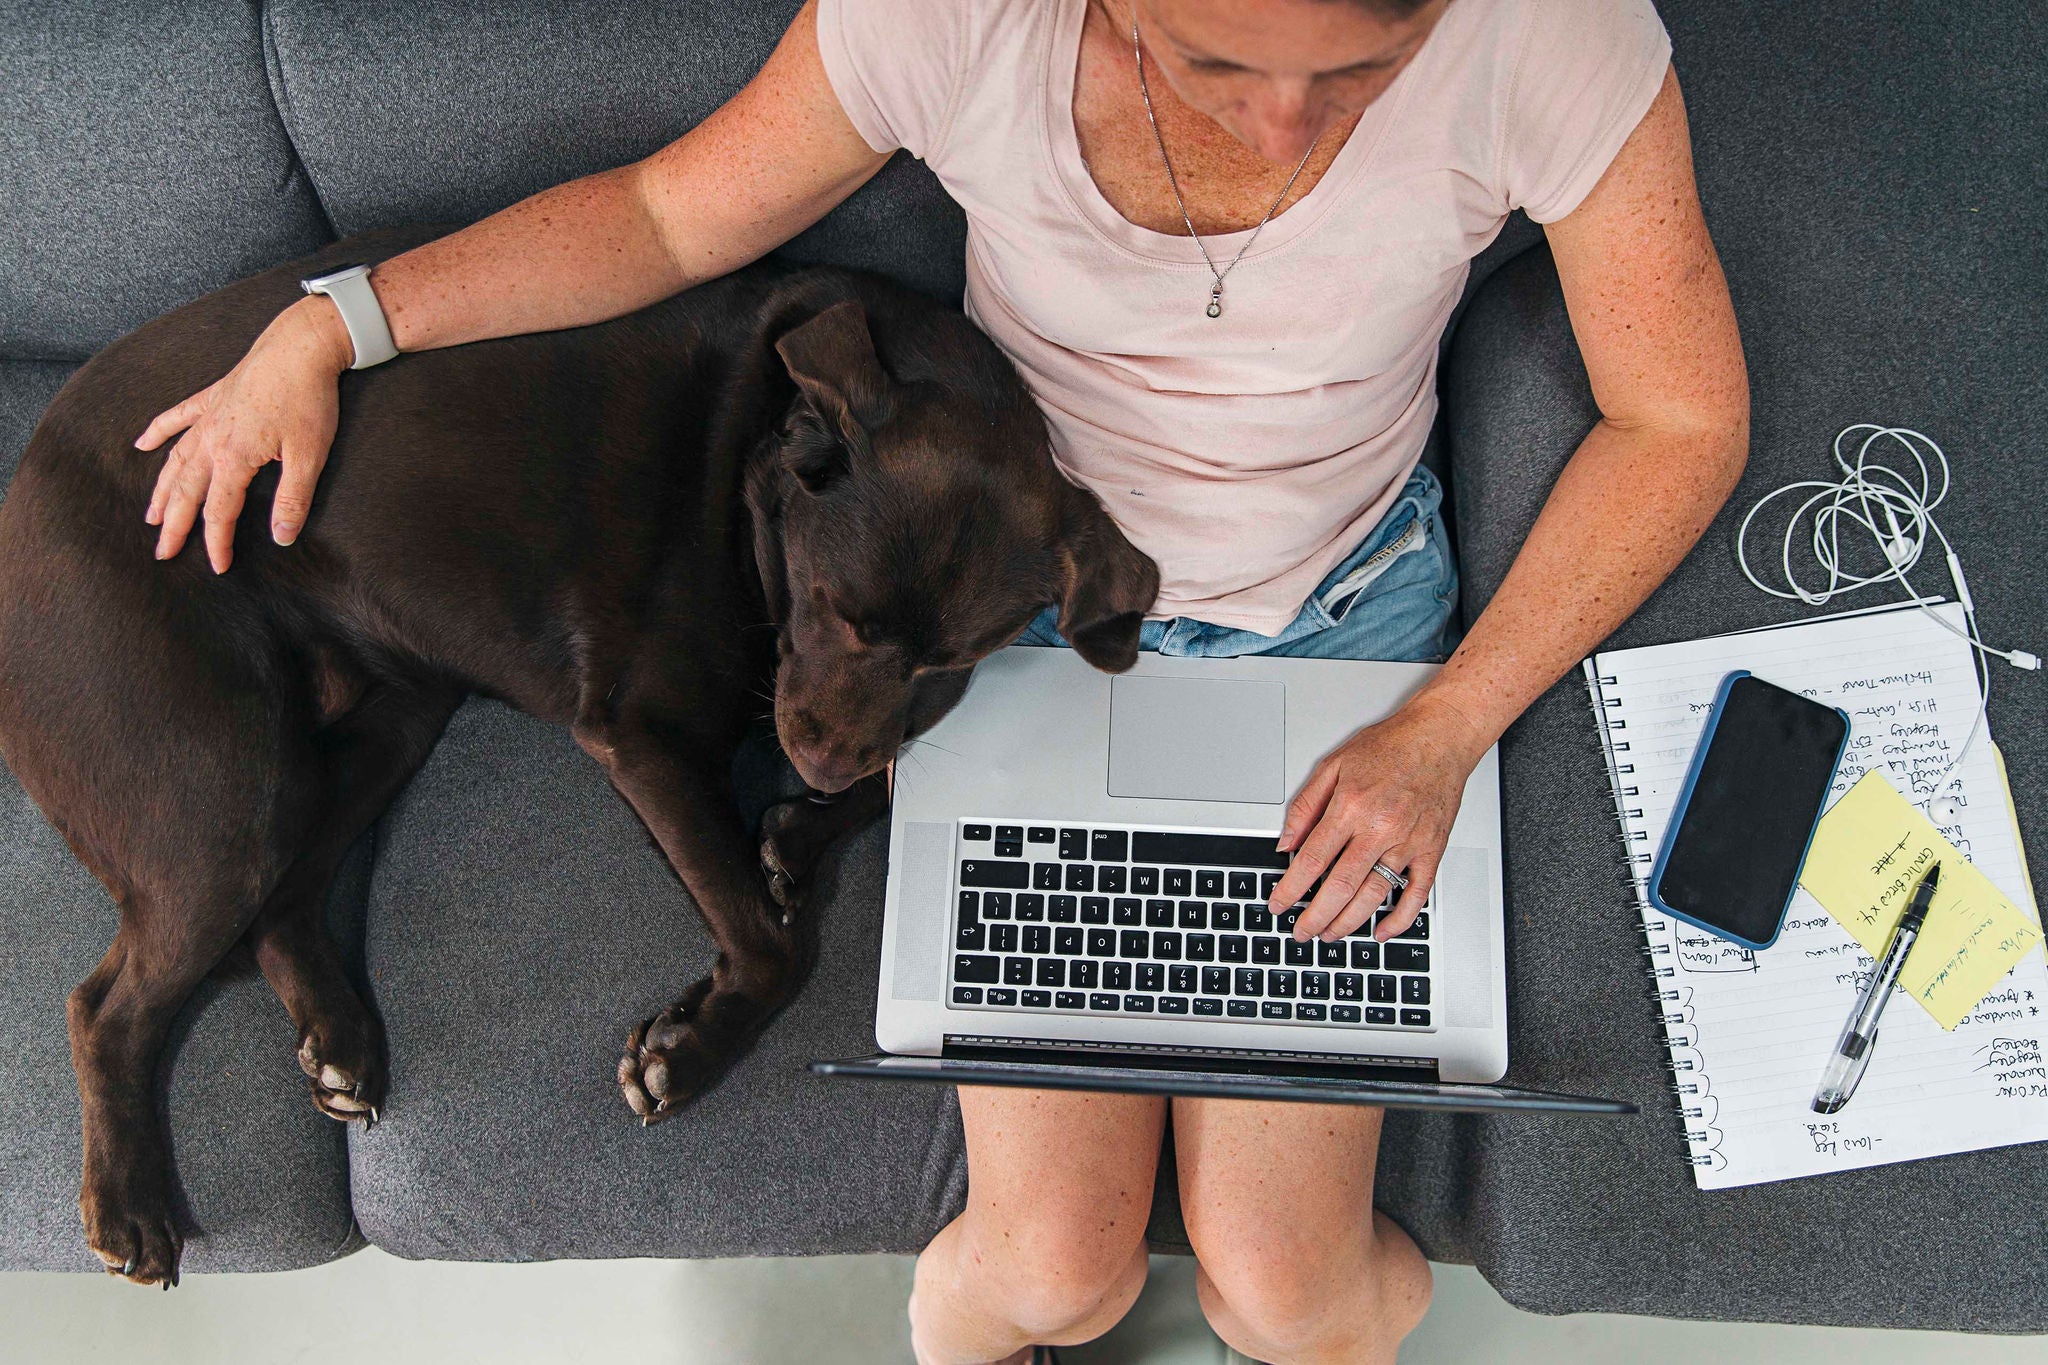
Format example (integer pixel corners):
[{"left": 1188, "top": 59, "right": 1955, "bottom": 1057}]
[{"left": 1812, "top": 861, "right": 1940, "bottom": 1113}]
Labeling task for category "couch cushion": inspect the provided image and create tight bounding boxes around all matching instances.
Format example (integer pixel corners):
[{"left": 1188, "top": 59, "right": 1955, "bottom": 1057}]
[
  {"left": 0, "top": 2, "right": 330, "bottom": 360},
  {"left": 263, "top": 0, "right": 967, "bottom": 303},
  {"left": 1434, "top": 241, "right": 2048, "bottom": 1333},
  {"left": 348, "top": 700, "right": 967, "bottom": 1259}
]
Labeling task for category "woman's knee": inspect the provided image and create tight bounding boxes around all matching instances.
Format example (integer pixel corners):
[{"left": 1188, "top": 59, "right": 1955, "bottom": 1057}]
[
  {"left": 965, "top": 1200, "right": 1150, "bottom": 1338},
  {"left": 1190, "top": 1214, "right": 1431, "bottom": 1357}
]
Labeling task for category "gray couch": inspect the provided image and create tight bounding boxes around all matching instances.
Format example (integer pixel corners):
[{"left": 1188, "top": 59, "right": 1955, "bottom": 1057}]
[{"left": 4, "top": 0, "right": 2043, "bottom": 1333}]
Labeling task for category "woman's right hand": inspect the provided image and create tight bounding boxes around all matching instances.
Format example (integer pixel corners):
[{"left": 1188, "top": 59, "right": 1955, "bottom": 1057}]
[{"left": 135, "top": 295, "right": 356, "bottom": 573}]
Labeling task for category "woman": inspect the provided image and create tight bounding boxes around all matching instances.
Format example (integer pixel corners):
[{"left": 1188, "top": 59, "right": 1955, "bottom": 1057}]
[{"left": 135, "top": 0, "right": 1747, "bottom": 1358}]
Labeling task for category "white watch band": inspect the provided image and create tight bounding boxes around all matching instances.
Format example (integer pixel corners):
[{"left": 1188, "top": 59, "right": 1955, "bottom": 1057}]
[{"left": 300, "top": 264, "right": 398, "bottom": 370}]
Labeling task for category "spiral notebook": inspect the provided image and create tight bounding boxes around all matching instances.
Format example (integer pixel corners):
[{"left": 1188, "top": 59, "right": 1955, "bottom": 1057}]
[{"left": 1583, "top": 602, "right": 2048, "bottom": 1189}]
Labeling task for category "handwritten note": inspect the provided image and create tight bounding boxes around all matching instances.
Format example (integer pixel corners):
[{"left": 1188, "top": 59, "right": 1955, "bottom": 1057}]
[
  {"left": 1586, "top": 602, "right": 2048, "bottom": 1189},
  {"left": 1800, "top": 770, "right": 2042, "bottom": 1029}
]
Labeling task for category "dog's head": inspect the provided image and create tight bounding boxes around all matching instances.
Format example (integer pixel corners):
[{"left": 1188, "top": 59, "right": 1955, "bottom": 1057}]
[{"left": 747, "top": 296, "right": 1159, "bottom": 794}]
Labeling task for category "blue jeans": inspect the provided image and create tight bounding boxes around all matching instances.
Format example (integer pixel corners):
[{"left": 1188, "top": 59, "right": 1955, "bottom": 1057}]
[{"left": 1019, "top": 465, "right": 1461, "bottom": 665}]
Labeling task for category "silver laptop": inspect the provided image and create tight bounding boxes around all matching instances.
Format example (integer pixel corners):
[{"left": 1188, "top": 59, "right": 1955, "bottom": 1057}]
[{"left": 816, "top": 645, "right": 1631, "bottom": 1115}]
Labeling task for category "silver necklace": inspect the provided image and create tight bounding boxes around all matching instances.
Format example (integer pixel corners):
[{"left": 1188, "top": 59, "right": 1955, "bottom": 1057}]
[{"left": 1132, "top": 13, "right": 1322, "bottom": 318}]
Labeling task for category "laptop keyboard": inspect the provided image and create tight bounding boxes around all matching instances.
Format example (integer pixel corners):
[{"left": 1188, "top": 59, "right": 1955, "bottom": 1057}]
[{"left": 949, "top": 820, "right": 1434, "bottom": 1031}]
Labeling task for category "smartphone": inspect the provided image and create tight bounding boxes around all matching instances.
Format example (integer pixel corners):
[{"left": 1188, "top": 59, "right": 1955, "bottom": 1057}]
[{"left": 1647, "top": 671, "right": 1850, "bottom": 951}]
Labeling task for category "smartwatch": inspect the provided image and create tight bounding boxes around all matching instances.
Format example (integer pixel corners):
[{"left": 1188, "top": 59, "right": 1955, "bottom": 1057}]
[{"left": 298, "top": 263, "right": 399, "bottom": 370}]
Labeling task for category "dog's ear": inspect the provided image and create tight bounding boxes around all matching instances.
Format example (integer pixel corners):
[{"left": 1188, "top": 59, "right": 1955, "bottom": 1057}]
[
  {"left": 1055, "top": 481, "right": 1161, "bottom": 672},
  {"left": 774, "top": 299, "right": 896, "bottom": 493}
]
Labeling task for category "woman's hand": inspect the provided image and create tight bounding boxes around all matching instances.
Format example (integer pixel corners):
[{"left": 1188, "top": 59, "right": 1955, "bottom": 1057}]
[
  {"left": 1266, "top": 692, "right": 1493, "bottom": 944},
  {"left": 134, "top": 295, "right": 355, "bottom": 574}
]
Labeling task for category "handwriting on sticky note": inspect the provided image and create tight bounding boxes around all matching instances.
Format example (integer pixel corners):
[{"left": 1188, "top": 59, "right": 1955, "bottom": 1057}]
[{"left": 1799, "top": 771, "right": 2042, "bottom": 1029}]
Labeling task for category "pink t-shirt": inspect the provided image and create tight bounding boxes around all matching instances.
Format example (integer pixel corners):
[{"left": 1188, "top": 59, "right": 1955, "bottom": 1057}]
[{"left": 817, "top": 0, "right": 1672, "bottom": 633}]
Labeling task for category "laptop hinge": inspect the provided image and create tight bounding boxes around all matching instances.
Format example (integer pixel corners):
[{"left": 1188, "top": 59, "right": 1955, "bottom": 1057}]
[{"left": 944, "top": 1034, "right": 1438, "bottom": 1075}]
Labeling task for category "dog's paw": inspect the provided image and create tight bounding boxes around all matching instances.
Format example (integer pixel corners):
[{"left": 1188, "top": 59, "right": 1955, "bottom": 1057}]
[
  {"left": 758, "top": 800, "right": 813, "bottom": 920},
  {"left": 80, "top": 1165, "right": 183, "bottom": 1288},
  {"left": 296, "top": 1015, "right": 386, "bottom": 1126},
  {"left": 617, "top": 979, "right": 721, "bottom": 1124}
]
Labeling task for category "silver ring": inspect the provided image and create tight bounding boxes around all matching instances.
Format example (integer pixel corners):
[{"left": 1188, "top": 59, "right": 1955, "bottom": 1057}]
[{"left": 1371, "top": 861, "right": 1409, "bottom": 893}]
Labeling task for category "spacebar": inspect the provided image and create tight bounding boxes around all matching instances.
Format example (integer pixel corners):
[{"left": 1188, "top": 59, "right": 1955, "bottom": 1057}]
[{"left": 1129, "top": 831, "right": 1290, "bottom": 870}]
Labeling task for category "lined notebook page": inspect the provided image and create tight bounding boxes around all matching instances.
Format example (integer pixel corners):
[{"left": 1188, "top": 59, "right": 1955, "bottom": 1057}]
[{"left": 1586, "top": 603, "right": 2048, "bottom": 1189}]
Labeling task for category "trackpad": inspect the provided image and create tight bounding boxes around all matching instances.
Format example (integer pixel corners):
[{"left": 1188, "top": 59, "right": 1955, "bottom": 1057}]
[{"left": 1107, "top": 675, "right": 1287, "bottom": 805}]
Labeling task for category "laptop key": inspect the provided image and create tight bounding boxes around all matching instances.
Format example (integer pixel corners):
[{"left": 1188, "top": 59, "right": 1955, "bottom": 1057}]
[
  {"left": 1003, "top": 957, "right": 1032, "bottom": 986},
  {"left": 1090, "top": 993, "right": 1121, "bottom": 1011},
  {"left": 1015, "top": 894, "right": 1044, "bottom": 922},
  {"left": 1267, "top": 969, "right": 1297, "bottom": 998},
  {"left": 995, "top": 835, "right": 1023, "bottom": 858},
  {"left": 1219, "top": 935, "right": 1249, "bottom": 963},
  {"left": 1049, "top": 894, "right": 1077, "bottom": 922},
  {"left": 1234, "top": 968, "right": 1264, "bottom": 997},
  {"left": 1029, "top": 826, "right": 1056, "bottom": 844},
  {"left": 1136, "top": 963, "right": 1164, "bottom": 993},
  {"left": 1056, "top": 991, "right": 1085, "bottom": 1010},
  {"left": 1113, "top": 898, "right": 1142, "bottom": 926},
  {"left": 1385, "top": 943, "right": 1429, "bottom": 972},
  {"left": 1165, "top": 868, "right": 1192, "bottom": 896},
  {"left": 1262, "top": 1001, "right": 1293, "bottom": 1020},
  {"left": 1284, "top": 939, "right": 1313, "bottom": 966},
  {"left": 1196, "top": 869, "right": 1224, "bottom": 897},
  {"left": 1368, "top": 973, "right": 1396, "bottom": 1003},
  {"left": 1229, "top": 871, "right": 1257, "bottom": 900},
  {"left": 1132, "top": 867, "right": 1160, "bottom": 894},
  {"left": 1037, "top": 959, "right": 1064, "bottom": 987},
  {"left": 1119, "top": 930, "right": 1149, "bottom": 959},
  {"left": 961, "top": 860, "right": 1027, "bottom": 888},
  {"left": 1202, "top": 966, "right": 1231, "bottom": 995},
  {"left": 1194, "top": 998, "right": 1224, "bottom": 1016},
  {"left": 1261, "top": 872, "right": 1284, "bottom": 899},
  {"left": 1123, "top": 995, "right": 1155, "bottom": 1013},
  {"left": 1318, "top": 940, "right": 1348, "bottom": 967},
  {"left": 1031, "top": 863, "right": 1061, "bottom": 891},
  {"left": 1335, "top": 972, "right": 1363, "bottom": 1001},
  {"left": 1227, "top": 999, "right": 1258, "bottom": 1018},
  {"left": 1350, "top": 940, "right": 1380, "bottom": 971},
  {"left": 956, "top": 922, "right": 985, "bottom": 951},
  {"left": 1098, "top": 865, "right": 1127, "bottom": 894},
  {"left": 953, "top": 986, "right": 984, "bottom": 1005},
  {"left": 1059, "top": 828, "right": 1088, "bottom": 860},
  {"left": 1211, "top": 903, "right": 1241, "bottom": 931},
  {"left": 1366, "top": 1006, "right": 1396, "bottom": 1025},
  {"left": 1055, "top": 927, "right": 1083, "bottom": 955},
  {"left": 1145, "top": 899, "right": 1175, "bottom": 928},
  {"left": 1158, "top": 996, "right": 1190, "bottom": 1015},
  {"left": 1179, "top": 901, "right": 1208, "bottom": 929},
  {"left": 1081, "top": 896, "right": 1110, "bottom": 924},
  {"left": 987, "top": 988, "right": 1017, "bottom": 1006},
  {"left": 1302, "top": 971, "right": 1330, "bottom": 1000},
  {"left": 1022, "top": 989, "right": 1051, "bottom": 1008},
  {"left": 1277, "top": 908, "right": 1303, "bottom": 934},
  {"left": 1105, "top": 962, "right": 1132, "bottom": 991},
  {"left": 1090, "top": 829, "right": 1129, "bottom": 862},
  {"left": 989, "top": 924, "right": 1018, "bottom": 953},
  {"left": 1331, "top": 1004, "right": 1362, "bottom": 1023},
  {"left": 1252, "top": 938, "right": 1280, "bottom": 964},
  {"left": 1071, "top": 961, "right": 1099, "bottom": 989},
  {"left": 1401, "top": 1008, "right": 1431, "bottom": 1027},
  {"left": 1247, "top": 907, "right": 1274, "bottom": 933},
  {"left": 1065, "top": 864, "right": 1094, "bottom": 892},
  {"left": 958, "top": 890, "right": 980, "bottom": 922},
  {"left": 1296, "top": 1003, "right": 1328, "bottom": 1021},
  {"left": 1087, "top": 928, "right": 1116, "bottom": 956},
  {"left": 995, "top": 825, "right": 1022, "bottom": 842},
  {"left": 983, "top": 891, "right": 1011, "bottom": 920},
  {"left": 1153, "top": 931, "right": 1182, "bottom": 960},
  {"left": 1186, "top": 933, "right": 1215, "bottom": 962},
  {"left": 1396, "top": 912, "right": 1429, "bottom": 941},
  {"left": 1401, "top": 976, "right": 1431, "bottom": 1005},
  {"left": 1023, "top": 926, "right": 1050, "bottom": 954},
  {"left": 963, "top": 825, "right": 992, "bottom": 841},
  {"left": 1169, "top": 965, "right": 1197, "bottom": 994}
]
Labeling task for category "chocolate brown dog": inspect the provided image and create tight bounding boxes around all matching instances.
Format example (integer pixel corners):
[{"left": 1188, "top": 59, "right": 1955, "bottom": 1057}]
[{"left": 0, "top": 225, "right": 1158, "bottom": 1285}]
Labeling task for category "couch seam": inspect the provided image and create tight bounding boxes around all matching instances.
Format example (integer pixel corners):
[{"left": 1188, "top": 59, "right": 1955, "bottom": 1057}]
[{"left": 256, "top": 0, "right": 340, "bottom": 242}]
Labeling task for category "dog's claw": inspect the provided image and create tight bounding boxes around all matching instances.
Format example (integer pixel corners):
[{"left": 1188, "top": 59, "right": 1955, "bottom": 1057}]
[{"left": 122, "top": 1258, "right": 136, "bottom": 1276}]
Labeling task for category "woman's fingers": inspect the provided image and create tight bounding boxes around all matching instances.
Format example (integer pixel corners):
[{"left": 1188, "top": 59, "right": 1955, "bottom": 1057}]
[
  {"left": 133, "top": 388, "right": 210, "bottom": 453},
  {"left": 1276, "top": 757, "right": 1340, "bottom": 855},
  {"left": 1374, "top": 851, "right": 1441, "bottom": 942},
  {"left": 270, "top": 444, "right": 326, "bottom": 546},
  {"left": 1320, "top": 852, "right": 1405, "bottom": 942},
  {"left": 200, "top": 465, "right": 252, "bottom": 574},
  {"left": 1294, "top": 839, "right": 1392, "bottom": 941},
  {"left": 152, "top": 440, "right": 211, "bottom": 560}
]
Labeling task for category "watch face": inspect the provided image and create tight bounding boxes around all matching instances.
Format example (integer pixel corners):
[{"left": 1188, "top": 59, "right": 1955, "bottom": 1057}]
[{"left": 301, "top": 263, "right": 369, "bottom": 292}]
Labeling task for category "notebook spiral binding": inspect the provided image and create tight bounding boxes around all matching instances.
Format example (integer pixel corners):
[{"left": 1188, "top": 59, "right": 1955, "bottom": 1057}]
[{"left": 1581, "top": 663, "right": 1714, "bottom": 1168}]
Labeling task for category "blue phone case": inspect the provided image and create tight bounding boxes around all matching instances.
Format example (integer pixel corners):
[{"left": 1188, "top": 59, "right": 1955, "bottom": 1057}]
[{"left": 1644, "top": 669, "right": 1851, "bottom": 952}]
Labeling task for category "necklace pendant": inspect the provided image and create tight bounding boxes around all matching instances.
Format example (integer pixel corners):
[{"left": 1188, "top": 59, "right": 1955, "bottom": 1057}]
[{"left": 1206, "top": 285, "right": 1223, "bottom": 319}]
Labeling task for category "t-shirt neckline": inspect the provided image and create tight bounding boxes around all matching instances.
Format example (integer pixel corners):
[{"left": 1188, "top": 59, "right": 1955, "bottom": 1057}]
[{"left": 1041, "top": 0, "right": 1438, "bottom": 269}]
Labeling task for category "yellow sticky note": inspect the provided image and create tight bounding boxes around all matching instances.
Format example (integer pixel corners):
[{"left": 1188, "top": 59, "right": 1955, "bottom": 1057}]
[{"left": 1799, "top": 770, "right": 2041, "bottom": 1029}]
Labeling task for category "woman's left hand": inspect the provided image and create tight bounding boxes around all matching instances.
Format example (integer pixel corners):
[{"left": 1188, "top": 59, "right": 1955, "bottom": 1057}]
[{"left": 1266, "top": 692, "right": 1493, "bottom": 943}]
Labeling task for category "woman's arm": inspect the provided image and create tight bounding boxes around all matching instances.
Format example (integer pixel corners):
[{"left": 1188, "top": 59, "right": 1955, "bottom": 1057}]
[
  {"left": 1272, "top": 65, "right": 1750, "bottom": 941},
  {"left": 140, "top": 0, "right": 891, "bottom": 571}
]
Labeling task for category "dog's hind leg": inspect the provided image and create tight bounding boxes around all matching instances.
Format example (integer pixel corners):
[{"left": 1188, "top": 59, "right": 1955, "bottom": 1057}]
[
  {"left": 247, "top": 680, "right": 463, "bottom": 1124},
  {"left": 576, "top": 723, "right": 805, "bottom": 1123}
]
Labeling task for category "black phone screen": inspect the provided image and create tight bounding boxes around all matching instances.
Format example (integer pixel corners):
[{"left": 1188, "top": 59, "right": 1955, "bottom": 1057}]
[{"left": 1654, "top": 674, "right": 1848, "bottom": 946}]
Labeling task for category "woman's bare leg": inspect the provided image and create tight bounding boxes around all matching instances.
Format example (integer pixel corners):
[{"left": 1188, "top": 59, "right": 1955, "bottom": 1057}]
[
  {"left": 1174, "top": 1098, "right": 1432, "bottom": 1364},
  {"left": 910, "top": 1086, "right": 1166, "bottom": 1365}
]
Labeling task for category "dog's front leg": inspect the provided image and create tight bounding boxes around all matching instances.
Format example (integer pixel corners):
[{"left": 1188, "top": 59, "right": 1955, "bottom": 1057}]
[{"left": 577, "top": 726, "right": 803, "bottom": 1123}]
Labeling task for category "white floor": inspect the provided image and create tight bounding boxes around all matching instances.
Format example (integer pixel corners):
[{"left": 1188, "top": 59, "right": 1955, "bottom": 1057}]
[{"left": 4, "top": 1249, "right": 2046, "bottom": 1364}]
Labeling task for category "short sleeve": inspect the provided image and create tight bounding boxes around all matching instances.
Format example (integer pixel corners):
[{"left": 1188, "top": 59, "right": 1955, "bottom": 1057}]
[
  {"left": 814, "top": 0, "right": 972, "bottom": 163},
  {"left": 1500, "top": 0, "right": 1673, "bottom": 224}
]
